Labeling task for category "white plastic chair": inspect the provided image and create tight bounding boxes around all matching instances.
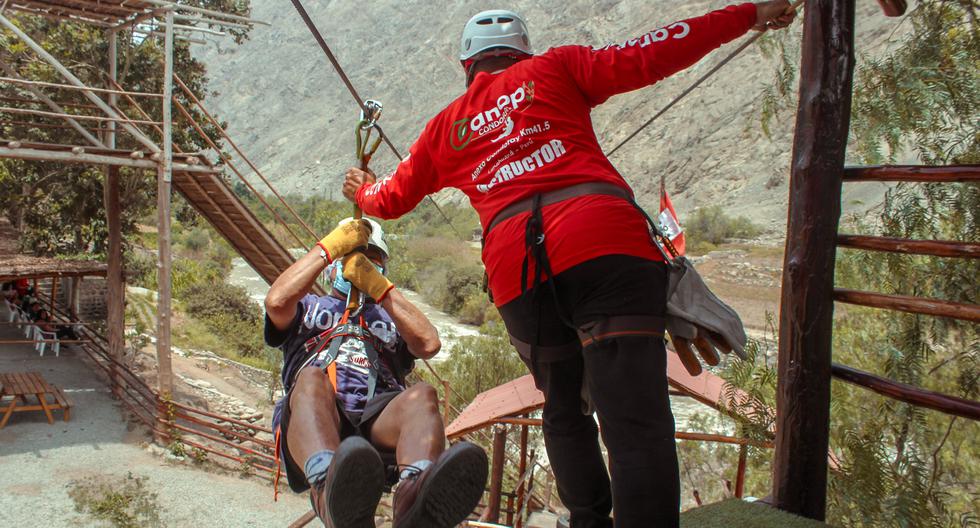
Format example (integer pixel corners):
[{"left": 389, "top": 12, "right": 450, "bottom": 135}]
[
  {"left": 35, "top": 326, "right": 60, "bottom": 357},
  {"left": 20, "top": 310, "right": 33, "bottom": 337},
  {"left": 3, "top": 298, "right": 17, "bottom": 323}
]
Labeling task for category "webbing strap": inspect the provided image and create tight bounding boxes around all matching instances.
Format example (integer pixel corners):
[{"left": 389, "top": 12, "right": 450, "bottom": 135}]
[
  {"left": 576, "top": 315, "right": 666, "bottom": 348},
  {"left": 484, "top": 181, "right": 632, "bottom": 238}
]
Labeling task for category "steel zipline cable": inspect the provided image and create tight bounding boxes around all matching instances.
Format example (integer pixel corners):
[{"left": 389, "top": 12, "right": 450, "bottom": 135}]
[
  {"left": 605, "top": 0, "right": 805, "bottom": 158},
  {"left": 287, "top": 0, "right": 464, "bottom": 239}
]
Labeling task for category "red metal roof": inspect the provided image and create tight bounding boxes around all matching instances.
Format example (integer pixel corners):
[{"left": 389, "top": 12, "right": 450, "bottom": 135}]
[
  {"left": 447, "top": 374, "right": 543, "bottom": 438},
  {"left": 446, "top": 350, "right": 757, "bottom": 438}
]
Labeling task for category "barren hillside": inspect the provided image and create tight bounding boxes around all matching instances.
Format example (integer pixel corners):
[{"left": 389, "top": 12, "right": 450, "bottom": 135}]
[{"left": 193, "top": 0, "right": 903, "bottom": 231}]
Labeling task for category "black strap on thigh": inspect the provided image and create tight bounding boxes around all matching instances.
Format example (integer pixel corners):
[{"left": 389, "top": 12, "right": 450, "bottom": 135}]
[{"left": 576, "top": 315, "right": 666, "bottom": 348}]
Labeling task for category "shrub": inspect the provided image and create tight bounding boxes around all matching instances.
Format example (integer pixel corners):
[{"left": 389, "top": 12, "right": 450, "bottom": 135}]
[
  {"left": 184, "top": 282, "right": 259, "bottom": 324},
  {"left": 68, "top": 473, "right": 163, "bottom": 528},
  {"left": 684, "top": 205, "right": 761, "bottom": 253}
]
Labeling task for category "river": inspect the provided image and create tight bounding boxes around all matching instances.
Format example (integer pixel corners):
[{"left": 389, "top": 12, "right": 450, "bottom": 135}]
[{"left": 228, "top": 257, "right": 721, "bottom": 431}]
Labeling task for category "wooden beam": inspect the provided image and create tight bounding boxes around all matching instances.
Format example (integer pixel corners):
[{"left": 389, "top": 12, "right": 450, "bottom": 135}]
[
  {"left": 773, "top": 0, "right": 856, "bottom": 521},
  {"left": 843, "top": 165, "right": 980, "bottom": 183},
  {"left": 834, "top": 288, "right": 980, "bottom": 323},
  {"left": 832, "top": 364, "right": 980, "bottom": 420},
  {"left": 837, "top": 234, "right": 980, "bottom": 259},
  {"left": 0, "top": 145, "right": 217, "bottom": 173}
]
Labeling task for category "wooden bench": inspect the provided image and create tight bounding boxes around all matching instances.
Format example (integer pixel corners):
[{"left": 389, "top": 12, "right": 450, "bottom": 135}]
[{"left": 0, "top": 371, "right": 72, "bottom": 428}]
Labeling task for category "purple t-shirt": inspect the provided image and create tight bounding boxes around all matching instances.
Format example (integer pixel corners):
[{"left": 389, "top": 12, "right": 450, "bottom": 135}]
[{"left": 265, "top": 294, "right": 413, "bottom": 415}]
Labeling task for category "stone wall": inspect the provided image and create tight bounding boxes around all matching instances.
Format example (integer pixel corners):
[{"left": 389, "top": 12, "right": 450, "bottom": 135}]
[{"left": 35, "top": 276, "right": 108, "bottom": 321}]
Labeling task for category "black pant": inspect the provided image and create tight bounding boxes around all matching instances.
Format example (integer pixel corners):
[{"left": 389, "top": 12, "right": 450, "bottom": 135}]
[{"left": 499, "top": 254, "right": 679, "bottom": 528}]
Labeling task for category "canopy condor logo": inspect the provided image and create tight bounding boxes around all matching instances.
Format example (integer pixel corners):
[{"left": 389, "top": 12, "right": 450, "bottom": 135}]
[{"left": 449, "top": 81, "right": 535, "bottom": 151}]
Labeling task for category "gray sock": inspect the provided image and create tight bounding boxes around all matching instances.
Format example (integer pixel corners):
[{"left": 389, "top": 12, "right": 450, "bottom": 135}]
[
  {"left": 304, "top": 449, "right": 335, "bottom": 487},
  {"left": 400, "top": 459, "right": 433, "bottom": 481}
]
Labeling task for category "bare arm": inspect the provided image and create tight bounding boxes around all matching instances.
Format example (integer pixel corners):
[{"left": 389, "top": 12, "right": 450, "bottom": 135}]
[
  {"left": 266, "top": 221, "right": 371, "bottom": 330},
  {"left": 264, "top": 248, "right": 326, "bottom": 331},
  {"left": 380, "top": 288, "right": 441, "bottom": 360}
]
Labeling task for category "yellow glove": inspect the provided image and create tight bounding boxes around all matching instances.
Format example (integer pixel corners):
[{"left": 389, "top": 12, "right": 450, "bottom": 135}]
[
  {"left": 342, "top": 252, "right": 394, "bottom": 302},
  {"left": 317, "top": 220, "right": 370, "bottom": 262}
]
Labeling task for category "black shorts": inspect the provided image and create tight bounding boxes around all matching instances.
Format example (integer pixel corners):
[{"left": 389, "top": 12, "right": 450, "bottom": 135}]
[{"left": 274, "top": 386, "right": 401, "bottom": 493}]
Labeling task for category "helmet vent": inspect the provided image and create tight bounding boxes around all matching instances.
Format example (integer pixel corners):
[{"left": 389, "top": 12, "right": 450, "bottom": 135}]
[
  {"left": 497, "top": 16, "right": 513, "bottom": 23},
  {"left": 476, "top": 18, "right": 494, "bottom": 25}
]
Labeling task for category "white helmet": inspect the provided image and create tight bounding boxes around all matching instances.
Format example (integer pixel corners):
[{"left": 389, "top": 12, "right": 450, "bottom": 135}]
[
  {"left": 339, "top": 217, "right": 389, "bottom": 259},
  {"left": 459, "top": 9, "right": 533, "bottom": 62}
]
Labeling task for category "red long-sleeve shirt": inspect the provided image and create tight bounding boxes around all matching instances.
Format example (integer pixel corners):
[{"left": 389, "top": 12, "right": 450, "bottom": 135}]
[{"left": 358, "top": 3, "right": 758, "bottom": 305}]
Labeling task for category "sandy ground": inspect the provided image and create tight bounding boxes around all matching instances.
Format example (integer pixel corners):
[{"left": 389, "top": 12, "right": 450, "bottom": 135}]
[{"left": 0, "top": 322, "right": 310, "bottom": 528}]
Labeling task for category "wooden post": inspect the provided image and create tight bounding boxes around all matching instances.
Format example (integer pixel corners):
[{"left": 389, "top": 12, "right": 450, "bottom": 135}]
[
  {"left": 772, "top": 0, "right": 855, "bottom": 521},
  {"left": 735, "top": 443, "right": 748, "bottom": 498},
  {"left": 105, "top": 26, "right": 125, "bottom": 398},
  {"left": 515, "top": 422, "right": 529, "bottom": 528},
  {"left": 71, "top": 275, "right": 83, "bottom": 321},
  {"left": 49, "top": 277, "right": 58, "bottom": 310},
  {"left": 482, "top": 425, "right": 507, "bottom": 524},
  {"left": 155, "top": 9, "right": 175, "bottom": 404},
  {"left": 105, "top": 166, "right": 124, "bottom": 396},
  {"left": 505, "top": 494, "right": 515, "bottom": 526}
]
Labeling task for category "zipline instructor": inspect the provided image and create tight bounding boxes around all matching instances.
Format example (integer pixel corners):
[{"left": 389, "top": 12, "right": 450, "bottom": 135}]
[{"left": 343, "top": 3, "right": 795, "bottom": 526}]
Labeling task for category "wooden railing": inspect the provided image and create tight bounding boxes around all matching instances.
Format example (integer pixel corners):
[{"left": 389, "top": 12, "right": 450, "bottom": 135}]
[
  {"left": 831, "top": 164, "right": 980, "bottom": 418},
  {"left": 47, "top": 298, "right": 279, "bottom": 481}
]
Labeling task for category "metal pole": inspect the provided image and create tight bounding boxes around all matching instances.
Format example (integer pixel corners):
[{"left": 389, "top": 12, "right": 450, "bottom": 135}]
[
  {"left": 483, "top": 425, "right": 507, "bottom": 524},
  {"left": 0, "top": 13, "right": 161, "bottom": 153},
  {"left": 155, "top": 9, "right": 175, "bottom": 401},
  {"left": 515, "top": 423, "right": 529, "bottom": 528}
]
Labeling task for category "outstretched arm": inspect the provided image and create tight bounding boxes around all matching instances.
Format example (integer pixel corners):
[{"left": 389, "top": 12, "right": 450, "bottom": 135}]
[
  {"left": 560, "top": 1, "right": 796, "bottom": 106},
  {"left": 343, "top": 127, "right": 440, "bottom": 220}
]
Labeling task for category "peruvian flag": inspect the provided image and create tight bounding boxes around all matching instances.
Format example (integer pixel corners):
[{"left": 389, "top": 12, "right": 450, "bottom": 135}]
[{"left": 658, "top": 179, "right": 686, "bottom": 256}]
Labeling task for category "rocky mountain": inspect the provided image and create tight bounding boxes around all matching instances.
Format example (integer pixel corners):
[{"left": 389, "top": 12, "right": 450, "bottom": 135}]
[{"left": 192, "top": 0, "right": 904, "bottom": 232}]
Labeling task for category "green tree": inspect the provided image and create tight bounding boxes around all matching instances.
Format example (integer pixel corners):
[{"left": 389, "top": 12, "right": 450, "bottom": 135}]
[{"left": 0, "top": 7, "right": 252, "bottom": 254}]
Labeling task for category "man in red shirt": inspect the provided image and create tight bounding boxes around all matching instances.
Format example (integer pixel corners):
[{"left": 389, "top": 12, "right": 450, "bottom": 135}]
[{"left": 344, "top": 3, "right": 794, "bottom": 526}]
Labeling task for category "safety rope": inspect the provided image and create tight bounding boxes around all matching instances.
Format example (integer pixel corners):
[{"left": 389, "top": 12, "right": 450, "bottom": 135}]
[
  {"left": 606, "top": 0, "right": 806, "bottom": 158},
  {"left": 287, "top": 0, "right": 464, "bottom": 240}
]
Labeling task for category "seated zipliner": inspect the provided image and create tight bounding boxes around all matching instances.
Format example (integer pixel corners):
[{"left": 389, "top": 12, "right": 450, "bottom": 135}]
[{"left": 264, "top": 218, "right": 488, "bottom": 528}]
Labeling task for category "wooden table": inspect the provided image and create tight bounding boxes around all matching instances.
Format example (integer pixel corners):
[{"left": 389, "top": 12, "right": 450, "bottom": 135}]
[{"left": 0, "top": 371, "right": 72, "bottom": 428}]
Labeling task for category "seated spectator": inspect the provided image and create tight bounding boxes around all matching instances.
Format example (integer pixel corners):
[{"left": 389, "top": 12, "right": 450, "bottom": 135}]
[
  {"left": 2, "top": 281, "right": 15, "bottom": 300},
  {"left": 36, "top": 310, "right": 77, "bottom": 340},
  {"left": 26, "top": 301, "right": 43, "bottom": 321},
  {"left": 14, "top": 278, "right": 30, "bottom": 297}
]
